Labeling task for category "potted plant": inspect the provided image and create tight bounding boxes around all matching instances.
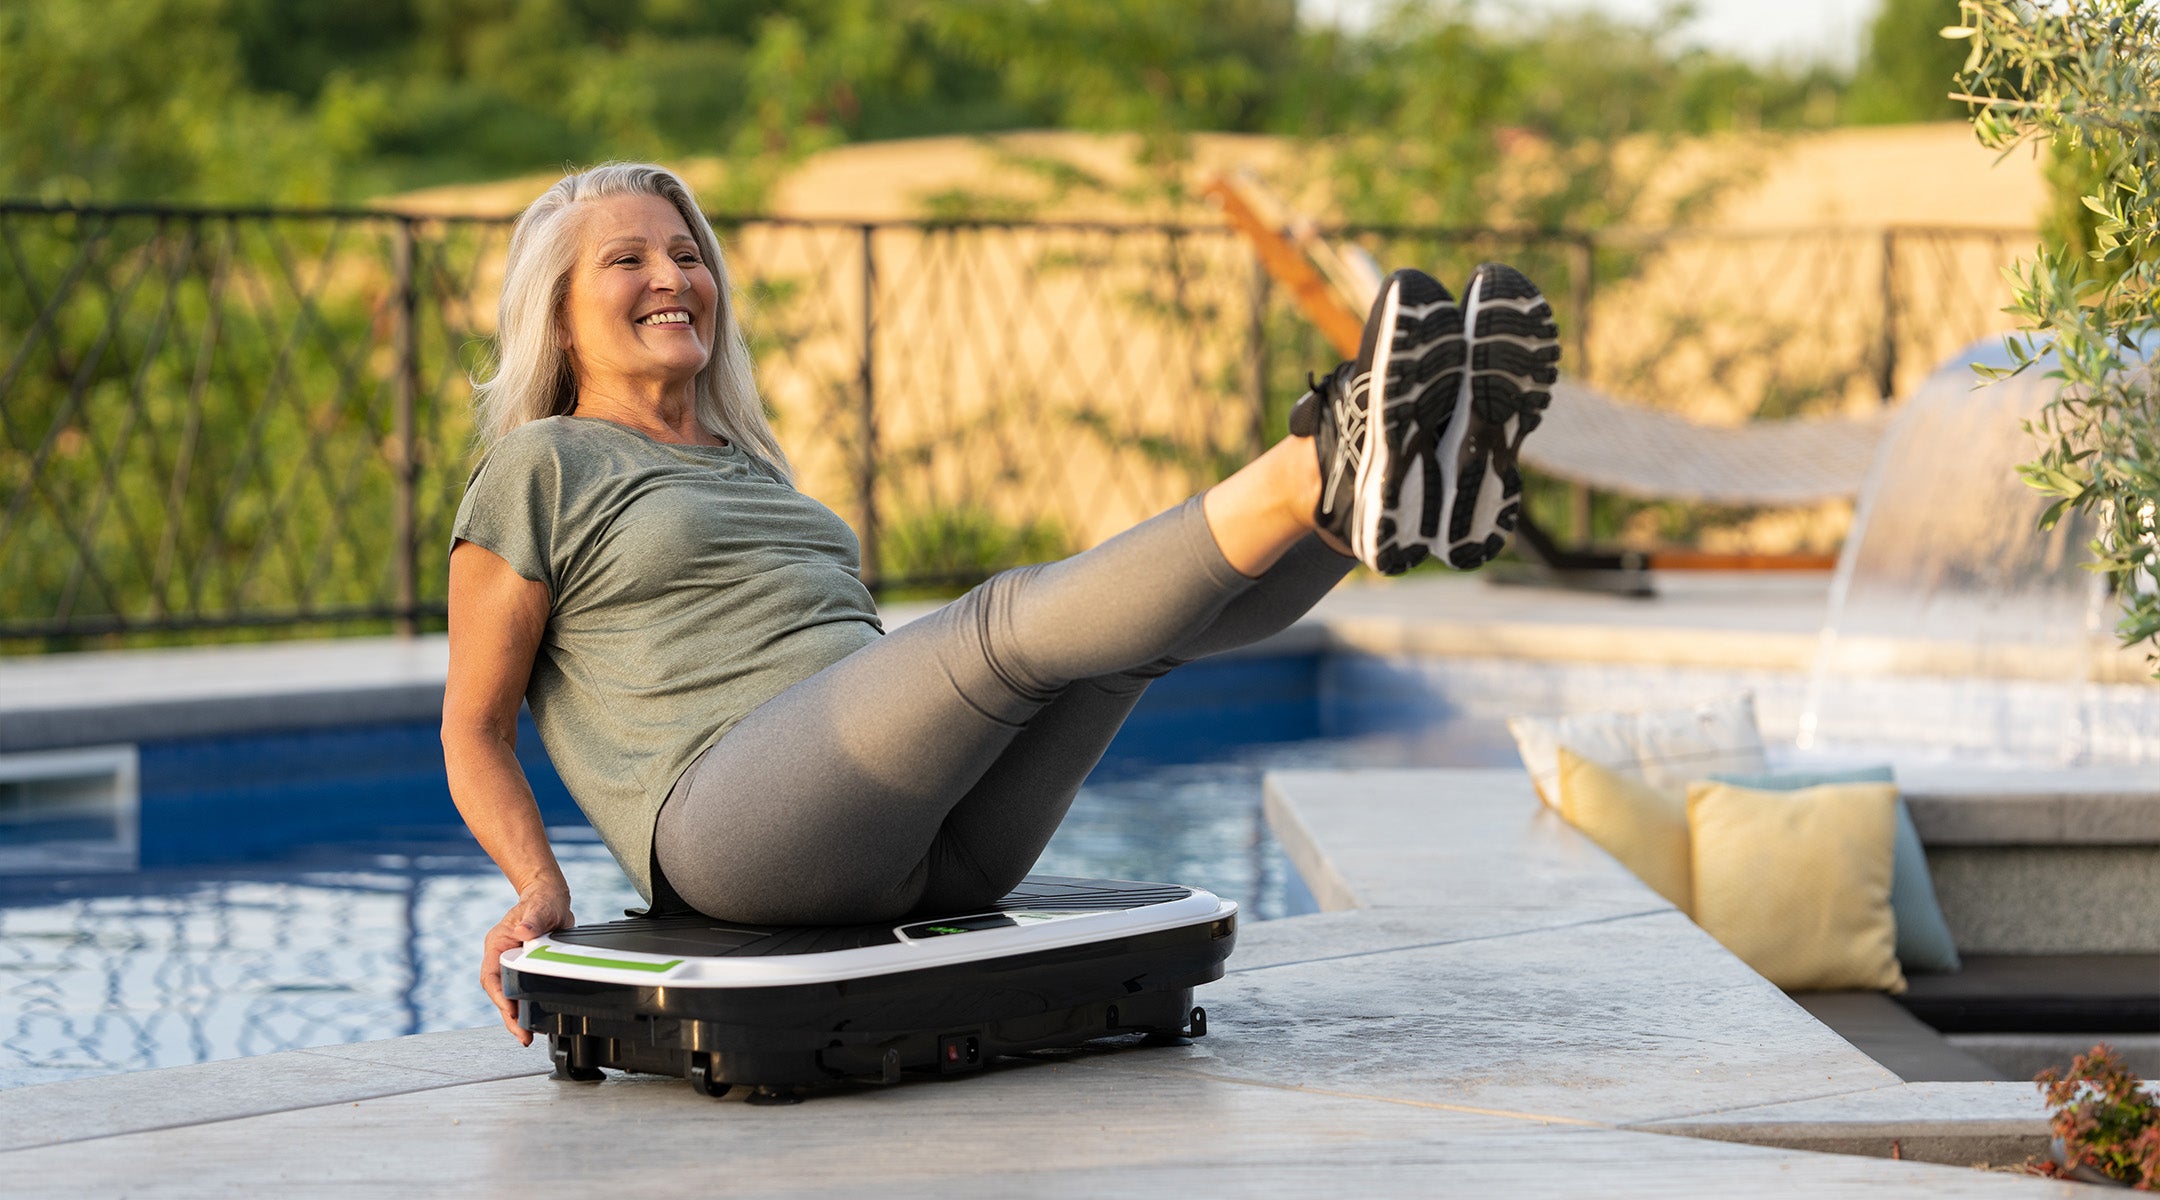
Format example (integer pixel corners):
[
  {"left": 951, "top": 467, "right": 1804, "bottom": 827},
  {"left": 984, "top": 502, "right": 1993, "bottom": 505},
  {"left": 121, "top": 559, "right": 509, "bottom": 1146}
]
[{"left": 2033, "top": 1045, "right": 2160, "bottom": 1188}]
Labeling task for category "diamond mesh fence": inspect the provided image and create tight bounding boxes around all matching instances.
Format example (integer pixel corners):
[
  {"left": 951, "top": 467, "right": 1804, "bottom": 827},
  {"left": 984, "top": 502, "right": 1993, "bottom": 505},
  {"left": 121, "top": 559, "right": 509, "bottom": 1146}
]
[{"left": 0, "top": 204, "right": 2036, "bottom": 644}]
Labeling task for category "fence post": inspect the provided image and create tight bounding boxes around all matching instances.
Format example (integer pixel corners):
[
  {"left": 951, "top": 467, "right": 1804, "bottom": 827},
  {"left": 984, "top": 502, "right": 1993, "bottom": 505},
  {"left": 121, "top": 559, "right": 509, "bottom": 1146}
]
[
  {"left": 1567, "top": 233, "right": 1594, "bottom": 380},
  {"left": 1567, "top": 235, "right": 1595, "bottom": 548},
  {"left": 857, "top": 223, "right": 881, "bottom": 590},
  {"left": 1878, "top": 228, "right": 1899, "bottom": 404},
  {"left": 1247, "top": 252, "right": 1271, "bottom": 459},
  {"left": 391, "top": 218, "right": 420, "bottom": 637}
]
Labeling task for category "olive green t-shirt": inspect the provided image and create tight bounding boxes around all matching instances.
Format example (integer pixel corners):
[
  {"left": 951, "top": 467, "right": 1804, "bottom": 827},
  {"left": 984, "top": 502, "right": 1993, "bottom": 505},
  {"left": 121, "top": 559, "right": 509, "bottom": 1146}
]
[{"left": 450, "top": 415, "right": 883, "bottom": 900}]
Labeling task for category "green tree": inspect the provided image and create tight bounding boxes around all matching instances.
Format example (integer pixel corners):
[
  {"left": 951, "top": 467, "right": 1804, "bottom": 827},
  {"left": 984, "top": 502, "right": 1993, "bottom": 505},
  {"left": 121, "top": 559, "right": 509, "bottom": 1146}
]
[
  {"left": 1956, "top": 0, "right": 2160, "bottom": 666},
  {"left": 0, "top": 0, "right": 342, "bottom": 203},
  {"left": 923, "top": 0, "right": 1298, "bottom": 196},
  {"left": 1850, "top": 0, "right": 1972, "bottom": 123},
  {"left": 1254, "top": 6, "right": 1792, "bottom": 231}
]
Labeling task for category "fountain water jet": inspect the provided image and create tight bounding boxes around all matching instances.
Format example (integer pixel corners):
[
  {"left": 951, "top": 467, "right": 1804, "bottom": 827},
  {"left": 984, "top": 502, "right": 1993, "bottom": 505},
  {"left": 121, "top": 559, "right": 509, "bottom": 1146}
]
[{"left": 1797, "top": 337, "right": 2154, "bottom": 766}]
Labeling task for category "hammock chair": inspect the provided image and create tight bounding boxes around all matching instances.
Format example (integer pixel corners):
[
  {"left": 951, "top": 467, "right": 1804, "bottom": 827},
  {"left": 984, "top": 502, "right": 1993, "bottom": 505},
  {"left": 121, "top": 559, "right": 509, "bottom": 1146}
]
[{"left": 1202, "top": 171, "right": 1887, "bottom": 592}]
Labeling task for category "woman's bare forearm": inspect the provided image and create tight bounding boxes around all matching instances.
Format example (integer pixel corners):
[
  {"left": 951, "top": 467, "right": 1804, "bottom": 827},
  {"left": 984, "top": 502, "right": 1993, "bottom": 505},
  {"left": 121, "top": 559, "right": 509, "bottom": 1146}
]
[{"left": 444, "top": 728, "right": 565, "bottom": 895}]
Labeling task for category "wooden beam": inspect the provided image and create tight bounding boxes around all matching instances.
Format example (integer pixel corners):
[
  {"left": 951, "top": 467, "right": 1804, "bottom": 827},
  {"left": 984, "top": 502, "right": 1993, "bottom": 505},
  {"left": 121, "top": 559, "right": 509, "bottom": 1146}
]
[{"left": 1203, "top": 177, "right": 1365, "bottom": 359}]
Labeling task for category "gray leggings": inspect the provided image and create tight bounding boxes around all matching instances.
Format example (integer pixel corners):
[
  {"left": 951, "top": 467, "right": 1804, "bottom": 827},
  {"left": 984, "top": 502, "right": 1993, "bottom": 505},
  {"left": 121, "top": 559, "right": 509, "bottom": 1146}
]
[{"left": 652, "top": 496, "right": 1352, "bottom": 924}]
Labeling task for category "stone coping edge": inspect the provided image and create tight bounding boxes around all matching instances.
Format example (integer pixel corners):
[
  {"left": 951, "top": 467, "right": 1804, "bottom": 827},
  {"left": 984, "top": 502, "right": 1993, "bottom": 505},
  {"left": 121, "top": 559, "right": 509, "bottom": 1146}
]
[{"left": 1260, "top": 768, "right": 2057, "bottom": 1173}]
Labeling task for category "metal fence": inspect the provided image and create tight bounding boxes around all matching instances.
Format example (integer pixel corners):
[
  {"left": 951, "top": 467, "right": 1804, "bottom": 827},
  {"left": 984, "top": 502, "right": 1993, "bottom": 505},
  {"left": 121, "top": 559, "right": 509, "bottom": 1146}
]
[{"left": 0, "top": 202, "right": 2035, "bottom": 645}]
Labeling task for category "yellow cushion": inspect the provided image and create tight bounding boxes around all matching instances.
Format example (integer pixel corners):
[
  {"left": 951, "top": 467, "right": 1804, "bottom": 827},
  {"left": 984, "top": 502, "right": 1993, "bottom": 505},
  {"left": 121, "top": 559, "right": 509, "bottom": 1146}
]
[
  {"left": 1557, "top": 748, "right": 1692, "bottom": 912},
  {"left": 1686, "top": 780, "right": 1907, "bottom": 993}
]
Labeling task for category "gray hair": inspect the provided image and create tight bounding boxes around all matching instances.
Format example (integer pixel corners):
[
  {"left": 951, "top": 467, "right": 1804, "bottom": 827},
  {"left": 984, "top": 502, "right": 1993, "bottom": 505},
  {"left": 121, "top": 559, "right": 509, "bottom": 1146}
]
[{"left": 470, "top": 162, "right": 789, "bottom": 482}]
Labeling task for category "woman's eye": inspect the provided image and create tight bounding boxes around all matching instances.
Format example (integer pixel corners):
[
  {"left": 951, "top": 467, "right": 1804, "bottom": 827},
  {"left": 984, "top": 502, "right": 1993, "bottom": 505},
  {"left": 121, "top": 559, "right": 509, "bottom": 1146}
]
[
  {"left": 676, "top": 254, "right": 701, "bottom": 265},
  {"left": 613, "top": 256, "right": 640, "bottom": 267}
]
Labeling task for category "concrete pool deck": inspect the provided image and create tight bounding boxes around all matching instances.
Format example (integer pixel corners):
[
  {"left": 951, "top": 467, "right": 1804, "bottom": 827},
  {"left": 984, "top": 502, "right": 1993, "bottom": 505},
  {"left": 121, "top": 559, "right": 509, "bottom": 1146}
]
[
  {"left": 0, "top": 767, "right": 2079, "bottom": 1196},
  {"left": 2, "top": 570, "right": 2151, "bottom": 1194}
]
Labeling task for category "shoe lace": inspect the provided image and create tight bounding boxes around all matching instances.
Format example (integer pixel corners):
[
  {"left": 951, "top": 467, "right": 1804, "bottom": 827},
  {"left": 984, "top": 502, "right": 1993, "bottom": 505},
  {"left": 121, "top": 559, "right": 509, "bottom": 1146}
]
[
  {"left": 1291, "top": 362, "right": 1359, "bottom": 439},
  {"left": 1313, "top": 362, "right": 1369, "bottom": 518}
]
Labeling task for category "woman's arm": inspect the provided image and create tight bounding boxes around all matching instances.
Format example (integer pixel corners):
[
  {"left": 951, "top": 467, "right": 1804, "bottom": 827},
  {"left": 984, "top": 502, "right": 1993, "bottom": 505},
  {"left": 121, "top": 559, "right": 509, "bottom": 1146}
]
[{"left": 442, "top": 539, "right": 569, "bottom": 1045}]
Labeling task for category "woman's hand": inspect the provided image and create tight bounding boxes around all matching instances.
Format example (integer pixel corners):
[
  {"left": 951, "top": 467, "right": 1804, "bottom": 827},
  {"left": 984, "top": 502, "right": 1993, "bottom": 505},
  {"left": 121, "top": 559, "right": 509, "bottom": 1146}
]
[{"left": 482, "top": 880, "right": 575, "bottom": 1045}]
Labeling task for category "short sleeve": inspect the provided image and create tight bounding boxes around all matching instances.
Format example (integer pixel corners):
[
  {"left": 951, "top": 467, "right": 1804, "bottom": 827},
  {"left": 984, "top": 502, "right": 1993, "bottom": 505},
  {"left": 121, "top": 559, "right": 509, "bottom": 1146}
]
[{"left": 450, "top": 426, "right": 562, "bottom": 596}]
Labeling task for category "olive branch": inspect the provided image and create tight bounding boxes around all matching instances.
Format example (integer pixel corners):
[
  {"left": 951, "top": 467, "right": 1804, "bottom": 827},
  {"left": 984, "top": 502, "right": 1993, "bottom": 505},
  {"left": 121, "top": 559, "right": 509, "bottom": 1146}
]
[{"left": 1952, "top": 0, "right": 2160, "bottom": 665}]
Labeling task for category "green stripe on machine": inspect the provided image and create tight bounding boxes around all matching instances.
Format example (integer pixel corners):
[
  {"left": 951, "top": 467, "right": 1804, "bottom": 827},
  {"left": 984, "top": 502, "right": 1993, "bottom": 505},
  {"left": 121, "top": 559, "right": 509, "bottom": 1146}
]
[{"left": 525, "top": 945, "right": 683, "bottom": 973}]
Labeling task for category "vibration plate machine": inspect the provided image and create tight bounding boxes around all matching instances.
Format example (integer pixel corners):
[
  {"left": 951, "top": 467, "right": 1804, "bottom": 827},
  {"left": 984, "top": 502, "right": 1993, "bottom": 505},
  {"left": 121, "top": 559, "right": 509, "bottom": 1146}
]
[{"left": 502, "top": 875, "right": 1237, "bottom": 1101}]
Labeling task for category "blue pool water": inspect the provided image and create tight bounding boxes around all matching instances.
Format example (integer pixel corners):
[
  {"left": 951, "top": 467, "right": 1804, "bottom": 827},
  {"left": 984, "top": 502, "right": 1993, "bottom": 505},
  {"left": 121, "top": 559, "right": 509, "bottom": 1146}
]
[{"left": 0, "top": 650, "right": 1522, "bottom": 1090}]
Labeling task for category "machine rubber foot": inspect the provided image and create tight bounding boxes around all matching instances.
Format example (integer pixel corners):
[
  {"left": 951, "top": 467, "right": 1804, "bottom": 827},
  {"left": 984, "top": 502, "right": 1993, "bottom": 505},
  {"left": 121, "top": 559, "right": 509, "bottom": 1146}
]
[
  {"left": 549, "top": 1041, "right": 604, "bottom": 1082},
  {"left": 688, "top": 1058, "right": 732, "bottom": 1099}
]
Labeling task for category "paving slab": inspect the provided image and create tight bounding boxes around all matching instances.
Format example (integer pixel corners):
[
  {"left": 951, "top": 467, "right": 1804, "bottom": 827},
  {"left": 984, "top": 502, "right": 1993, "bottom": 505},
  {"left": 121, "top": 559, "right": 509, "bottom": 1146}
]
[
  {"left": 0, "top": 1030, "right": 547, "bottom": 1153},
  {"left": 1632, "top": 1080, "right": 2053, "bottom": 1167},
  {"left": 1164, "top": 909, "right": 1896, "bottom": 1125},
  {"left": 1224, "top": 905, "right": 1516, "bottom": 973},
  {"left": 1224, "top": 771, "right": 1905, "bottom": 1123},
  {"left": 0, "top": 635, "right": 450, "bottom": 751},
  {"left": 277, "top": 1026, "right": 552, "bottom": 1083},
  {"left": 1262, "top": 767, "right": 1673, "bottom": 925},
  {"left": 0, "top": 1054, "right": 2075, "bottom": 1199}
]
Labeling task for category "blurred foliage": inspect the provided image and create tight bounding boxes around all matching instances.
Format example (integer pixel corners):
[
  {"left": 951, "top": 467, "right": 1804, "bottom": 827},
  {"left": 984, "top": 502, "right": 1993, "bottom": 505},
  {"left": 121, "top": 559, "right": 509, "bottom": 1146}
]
[
  {"left": 1848, "top": 0, "right": 1972, "bottom": 123},
  {"left": 0, "top": 209, "right": 504, "bottom": 650},
  {"left": 5, "top": 0, "right": 1876, "bottom": 209},
  {"left": 0, "top": 0, "right": 2001, "bottom": 648},
  {"left": 1956, "top": 0, "right": 2160, "bottom": 668},
  {"left": 1279, "top": 4, "right": 1844, "bottom": 229},
  {"left": 876, "top": 506, "right": 1070, "bottom": 595},
  {"left": 0, "top": 0, "right": 347, "bottom": 204}
]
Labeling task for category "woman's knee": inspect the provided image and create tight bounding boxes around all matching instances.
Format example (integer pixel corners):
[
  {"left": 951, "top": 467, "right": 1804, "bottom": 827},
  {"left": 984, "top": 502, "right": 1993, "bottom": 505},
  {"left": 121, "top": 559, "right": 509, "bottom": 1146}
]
[{"left": 935, "top": 565, "right": 1064, "bottom": 710}]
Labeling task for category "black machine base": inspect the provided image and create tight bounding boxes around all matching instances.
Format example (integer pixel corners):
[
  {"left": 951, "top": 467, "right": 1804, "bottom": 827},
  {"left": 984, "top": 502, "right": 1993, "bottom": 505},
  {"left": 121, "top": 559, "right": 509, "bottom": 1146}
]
[
  {"left": 538, "top": 989, "right": 1209, "bottom": 1099},
  {"left": 506, "top": 876, "right": 1235, "bottom": 1099}
]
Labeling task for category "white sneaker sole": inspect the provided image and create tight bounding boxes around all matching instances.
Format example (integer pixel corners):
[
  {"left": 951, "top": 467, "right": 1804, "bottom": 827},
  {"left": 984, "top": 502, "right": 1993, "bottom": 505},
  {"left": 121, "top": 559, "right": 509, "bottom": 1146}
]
[
  {"left": 1356, "top": 272, "right": 1466, "bottom": 575},
  {"left": 1436, "top": 263, "right": 1558, "bottom": 570}
]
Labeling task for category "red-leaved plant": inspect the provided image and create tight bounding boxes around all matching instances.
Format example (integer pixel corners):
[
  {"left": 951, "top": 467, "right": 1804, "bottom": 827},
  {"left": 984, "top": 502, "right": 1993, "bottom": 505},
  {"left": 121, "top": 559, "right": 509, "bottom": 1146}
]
[{"left": 2034, "top": 1045, "right": 2160, "bottom": 1189}]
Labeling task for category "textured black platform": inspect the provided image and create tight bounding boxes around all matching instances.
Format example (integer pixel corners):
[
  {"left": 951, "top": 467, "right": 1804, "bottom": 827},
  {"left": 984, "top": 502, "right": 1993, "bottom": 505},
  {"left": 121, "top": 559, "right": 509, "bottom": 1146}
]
[
  {"left": 547, "top": 876, "right": 1199, "bottom": 958},
  {"left": 504, "top": 875, "right": 1236, "bottom": 1098}
]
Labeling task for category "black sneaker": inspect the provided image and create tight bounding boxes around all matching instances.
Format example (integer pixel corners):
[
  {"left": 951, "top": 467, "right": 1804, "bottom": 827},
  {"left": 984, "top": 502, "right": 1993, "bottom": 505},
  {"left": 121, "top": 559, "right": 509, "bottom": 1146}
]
[
  {"left": 1436, "top": 262, "right": 1559, "bottom": 569},
  {"left": 1289, "top": 268, "right": 1466, "bottom": 575}
]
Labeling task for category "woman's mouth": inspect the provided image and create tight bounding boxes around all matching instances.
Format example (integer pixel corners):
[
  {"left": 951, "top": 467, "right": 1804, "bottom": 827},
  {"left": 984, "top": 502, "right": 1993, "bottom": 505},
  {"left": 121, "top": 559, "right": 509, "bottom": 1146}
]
[{"left": 636, "top": 310, "right": 693, "bottom": 327}]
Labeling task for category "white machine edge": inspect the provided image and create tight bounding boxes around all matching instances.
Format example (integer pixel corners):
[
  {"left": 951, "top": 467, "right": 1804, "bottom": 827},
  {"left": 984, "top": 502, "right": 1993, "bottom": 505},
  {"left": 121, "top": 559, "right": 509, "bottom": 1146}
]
[{"left": 503, "top": 890, "right": 1236, "bottom": 989}]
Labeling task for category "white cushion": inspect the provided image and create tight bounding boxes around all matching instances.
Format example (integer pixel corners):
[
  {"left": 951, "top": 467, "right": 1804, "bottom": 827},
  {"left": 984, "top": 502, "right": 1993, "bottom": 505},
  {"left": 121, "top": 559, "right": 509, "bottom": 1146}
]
[{"left": 1508, "top": 693, "right": 1768, "bottom": 808}]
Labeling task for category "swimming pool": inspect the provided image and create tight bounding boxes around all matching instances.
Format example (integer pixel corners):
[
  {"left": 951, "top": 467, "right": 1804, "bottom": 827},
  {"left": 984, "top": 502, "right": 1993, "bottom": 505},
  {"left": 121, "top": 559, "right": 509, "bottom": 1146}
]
[{"left": 0, "top": 649, "right": 1526, "bottom": 1090}]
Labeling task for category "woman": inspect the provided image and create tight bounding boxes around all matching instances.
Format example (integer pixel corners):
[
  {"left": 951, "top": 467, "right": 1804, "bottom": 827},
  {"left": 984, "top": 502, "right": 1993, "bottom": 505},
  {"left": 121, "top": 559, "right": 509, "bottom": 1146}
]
[{"left": 444, "top": 163, "right": 1556, "bottom": 1044}]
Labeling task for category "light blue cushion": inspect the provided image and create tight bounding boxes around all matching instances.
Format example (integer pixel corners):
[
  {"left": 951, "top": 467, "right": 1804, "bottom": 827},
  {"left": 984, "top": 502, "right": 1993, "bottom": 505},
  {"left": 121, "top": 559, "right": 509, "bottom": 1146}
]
[{"left": 1708, "top": 765, "right": 1962, "bottom": 974}]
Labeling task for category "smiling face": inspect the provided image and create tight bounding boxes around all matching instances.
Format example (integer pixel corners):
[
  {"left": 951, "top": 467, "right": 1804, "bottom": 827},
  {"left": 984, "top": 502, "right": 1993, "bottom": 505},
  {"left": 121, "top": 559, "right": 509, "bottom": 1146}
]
[{"left": 558, "top": 192, "right": 720, "bottom": 399}]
